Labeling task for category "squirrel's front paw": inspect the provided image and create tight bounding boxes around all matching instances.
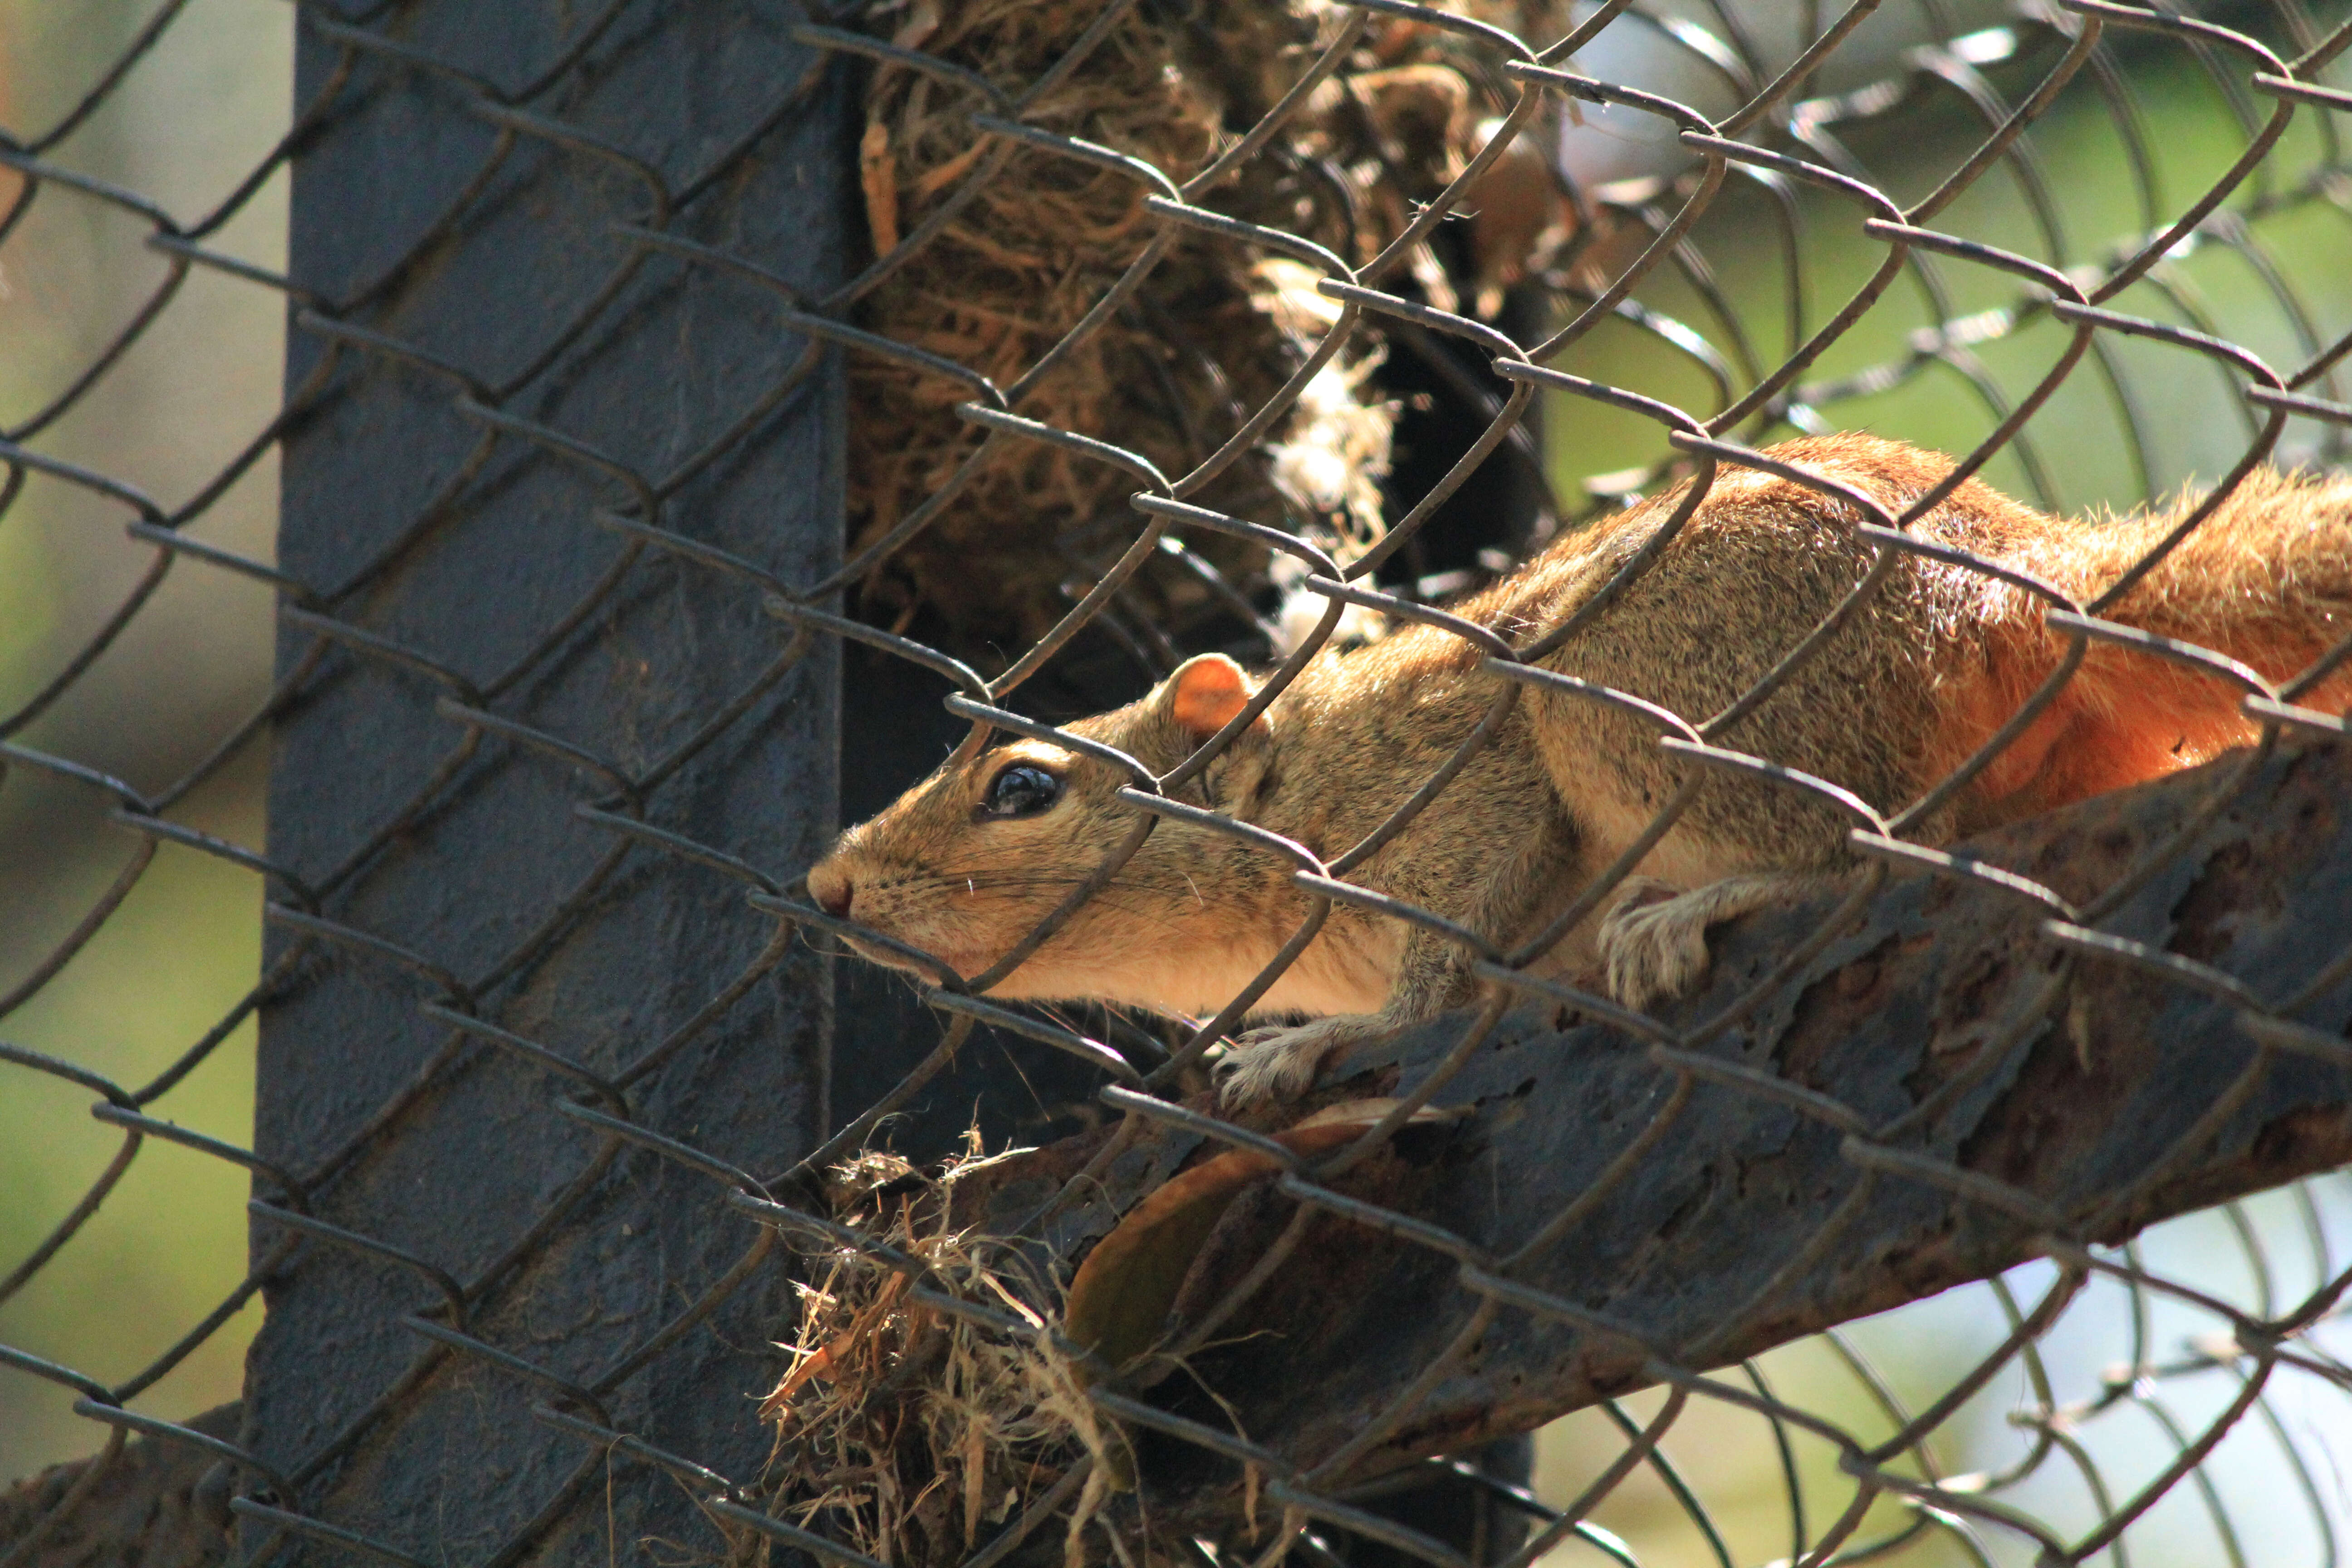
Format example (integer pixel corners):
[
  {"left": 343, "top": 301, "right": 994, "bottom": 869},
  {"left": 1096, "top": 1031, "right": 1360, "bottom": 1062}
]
[{"left": 1215, "top": 1017, "right": 1367, "bottom": 1107}]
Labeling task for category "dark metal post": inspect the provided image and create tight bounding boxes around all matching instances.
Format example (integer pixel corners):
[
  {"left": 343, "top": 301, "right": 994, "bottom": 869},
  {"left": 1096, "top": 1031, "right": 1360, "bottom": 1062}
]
[{"left": 245, "top": 8, "right": 849, "bottom": 1564}]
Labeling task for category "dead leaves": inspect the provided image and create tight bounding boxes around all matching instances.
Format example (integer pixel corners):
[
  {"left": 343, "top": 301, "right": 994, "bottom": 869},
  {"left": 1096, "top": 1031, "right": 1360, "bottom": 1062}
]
[{"left": 1063, "top": 1099, "right": 1453, "bottom": 1373}]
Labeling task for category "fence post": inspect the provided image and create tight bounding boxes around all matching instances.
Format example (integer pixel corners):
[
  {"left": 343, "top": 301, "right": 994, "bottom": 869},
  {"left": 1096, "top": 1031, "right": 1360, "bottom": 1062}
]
[{"left": 244, "top": 9, "right": 850, "bottom": 1563}]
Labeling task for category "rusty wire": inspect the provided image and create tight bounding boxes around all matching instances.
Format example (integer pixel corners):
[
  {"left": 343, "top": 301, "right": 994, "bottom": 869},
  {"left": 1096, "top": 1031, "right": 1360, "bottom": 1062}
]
[{"left": 10, "top": 0, "right": 2352, "bottom": 1566}]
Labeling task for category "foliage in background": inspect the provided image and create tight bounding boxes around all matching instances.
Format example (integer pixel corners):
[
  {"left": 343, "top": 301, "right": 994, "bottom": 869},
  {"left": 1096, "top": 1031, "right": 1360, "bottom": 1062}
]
[{"left": 0, "top": 0, "right": 285, "bottom": 1479}]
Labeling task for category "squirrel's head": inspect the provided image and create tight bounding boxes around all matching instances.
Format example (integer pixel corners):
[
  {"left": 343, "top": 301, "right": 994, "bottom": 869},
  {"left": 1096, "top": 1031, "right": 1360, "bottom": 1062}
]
[{"left": 805, "top": 654, "right": 1284, "bottom": 1010}]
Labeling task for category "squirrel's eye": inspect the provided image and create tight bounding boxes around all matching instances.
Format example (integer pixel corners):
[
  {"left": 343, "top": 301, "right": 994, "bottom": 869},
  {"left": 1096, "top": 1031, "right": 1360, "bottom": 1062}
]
[{"left": 982, "top": 764, "right": 1062, "bottom": 819}]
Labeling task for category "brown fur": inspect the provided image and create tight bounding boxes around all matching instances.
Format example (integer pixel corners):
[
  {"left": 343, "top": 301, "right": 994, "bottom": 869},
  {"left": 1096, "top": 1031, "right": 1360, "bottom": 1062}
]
[{"left": 810, "top": 434, "right": 2352, "bottom": 1100}]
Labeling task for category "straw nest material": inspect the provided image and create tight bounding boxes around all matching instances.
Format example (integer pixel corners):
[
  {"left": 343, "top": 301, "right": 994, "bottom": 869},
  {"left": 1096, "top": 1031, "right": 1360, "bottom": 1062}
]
[
  {"left": 755, "top": 1102, "right": 1460, "bottom": 1568},
  {"left": 755, "top": 1147, "right": 1121, "bottom": 1568},
  {"left": 845, "top": 0, "right": 1577, "bottom": 652}
]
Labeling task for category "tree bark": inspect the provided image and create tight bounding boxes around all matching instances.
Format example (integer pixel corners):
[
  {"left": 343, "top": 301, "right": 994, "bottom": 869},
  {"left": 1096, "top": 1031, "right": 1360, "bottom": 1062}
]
[{"left": 1, "top": 1405, "right": 237, "bottom": 1568}]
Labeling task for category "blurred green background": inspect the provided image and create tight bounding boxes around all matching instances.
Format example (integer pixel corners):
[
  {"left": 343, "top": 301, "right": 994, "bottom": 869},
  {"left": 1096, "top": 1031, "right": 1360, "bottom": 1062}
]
[
  {"left": 1, "top": 0, "right": 285, "bottom": 1483},
  {"left": 4, "top": 4, "right": 2352, "bottom": 1565}
]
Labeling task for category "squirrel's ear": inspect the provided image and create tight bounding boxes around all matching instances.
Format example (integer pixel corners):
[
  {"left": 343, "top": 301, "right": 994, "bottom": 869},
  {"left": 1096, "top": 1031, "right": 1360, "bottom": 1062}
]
[{"left": 1162, "top": 653, "right": 1261, "bottom": 740}]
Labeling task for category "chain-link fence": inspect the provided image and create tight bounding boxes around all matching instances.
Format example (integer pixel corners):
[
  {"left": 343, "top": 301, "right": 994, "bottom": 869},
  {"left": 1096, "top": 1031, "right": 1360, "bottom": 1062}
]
[{"left": 10, "top": 2, "right": 2352, "bottom": 1567}]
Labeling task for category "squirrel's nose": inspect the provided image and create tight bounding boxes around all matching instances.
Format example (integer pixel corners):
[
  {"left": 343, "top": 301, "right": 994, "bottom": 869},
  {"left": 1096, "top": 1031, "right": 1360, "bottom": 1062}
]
[{"left": 808, "top": 862, "right": 853, "bottom": 921}]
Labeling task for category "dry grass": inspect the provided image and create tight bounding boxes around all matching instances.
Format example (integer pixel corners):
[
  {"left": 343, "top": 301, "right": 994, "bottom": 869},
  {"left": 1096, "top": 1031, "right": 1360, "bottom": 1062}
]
[
  {"left": 844, "top": 0, "right": 1570, "bottom": 652},
  {"left": 755, "top": 1148, "right": 1124, "bottom": 1568}
]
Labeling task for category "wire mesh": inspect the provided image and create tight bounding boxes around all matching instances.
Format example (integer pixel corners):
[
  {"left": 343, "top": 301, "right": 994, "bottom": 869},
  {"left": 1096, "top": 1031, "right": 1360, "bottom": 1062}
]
[{"left": 10, "top": 2, "right": 2352, "bottom": 1567}]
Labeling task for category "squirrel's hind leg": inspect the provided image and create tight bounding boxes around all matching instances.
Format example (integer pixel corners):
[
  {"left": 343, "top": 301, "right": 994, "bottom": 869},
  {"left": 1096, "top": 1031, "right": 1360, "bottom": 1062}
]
[{"left": 1599, "top": 872, "right": 1838, "bottom": 1012}]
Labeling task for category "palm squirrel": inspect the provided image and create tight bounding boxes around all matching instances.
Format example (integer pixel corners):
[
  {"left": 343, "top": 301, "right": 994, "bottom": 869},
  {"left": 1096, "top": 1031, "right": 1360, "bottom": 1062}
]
[{"left": 809, "top": 433, "right": 2352, "bottom": 1102}]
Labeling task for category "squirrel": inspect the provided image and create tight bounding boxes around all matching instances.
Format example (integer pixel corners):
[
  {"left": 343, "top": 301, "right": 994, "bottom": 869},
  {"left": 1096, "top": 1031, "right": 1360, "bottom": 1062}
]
[{"left": 808, "top": 432, "right": 2352, "bottom": 1103}]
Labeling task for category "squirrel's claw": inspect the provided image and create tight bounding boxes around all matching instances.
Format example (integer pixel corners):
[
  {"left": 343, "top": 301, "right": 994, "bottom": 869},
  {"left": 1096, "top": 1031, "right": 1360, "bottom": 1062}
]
[
  {"left": 1215, "top": 1016, "right": 1374, "bottom": 1107},
  {"left": 1598, "top": 876, "right": 1710, "bottom": 1012},
  {"left": 1599, "top": 873, "right": 1805, "bottom": 1011}
]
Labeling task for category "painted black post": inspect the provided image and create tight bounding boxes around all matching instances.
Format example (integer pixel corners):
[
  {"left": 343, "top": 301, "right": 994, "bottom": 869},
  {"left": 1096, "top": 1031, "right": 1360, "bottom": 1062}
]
[{"left": 248, "top": 7, "right": 850, "bottom": 1563}]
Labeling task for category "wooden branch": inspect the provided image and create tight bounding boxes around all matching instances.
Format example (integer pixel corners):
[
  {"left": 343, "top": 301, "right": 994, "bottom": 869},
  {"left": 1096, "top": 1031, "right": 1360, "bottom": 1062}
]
[{"left": 946, "top": 738, "right": 2352, "bottom": 1532}]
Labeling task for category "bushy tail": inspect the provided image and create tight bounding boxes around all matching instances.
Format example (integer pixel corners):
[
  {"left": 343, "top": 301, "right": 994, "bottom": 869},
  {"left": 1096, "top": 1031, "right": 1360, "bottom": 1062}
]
[
  {"left": 2077, "top": 465, "right": 2352, "bottom": 682},
  {"left": 1981, "top": 466, "right": 2352, "bottom": 810}
]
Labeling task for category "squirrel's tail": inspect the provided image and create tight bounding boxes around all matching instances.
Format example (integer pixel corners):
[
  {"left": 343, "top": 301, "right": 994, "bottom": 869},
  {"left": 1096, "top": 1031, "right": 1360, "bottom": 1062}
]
[
  {"left": 1969, "top": 466, "right": 2352, "bottom": 812},
  {"left": 2074, "top": 465, "right": 2352, "bottom": 680}
]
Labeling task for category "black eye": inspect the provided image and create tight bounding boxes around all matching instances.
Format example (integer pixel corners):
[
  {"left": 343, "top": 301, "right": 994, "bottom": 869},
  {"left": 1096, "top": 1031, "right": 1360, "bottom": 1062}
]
[{"left": 982, "top": 764, "right": 1061, "bottom": 819}]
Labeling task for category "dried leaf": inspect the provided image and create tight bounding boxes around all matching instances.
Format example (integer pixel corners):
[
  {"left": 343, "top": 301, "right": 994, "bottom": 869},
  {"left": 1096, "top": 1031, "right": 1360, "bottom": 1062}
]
[{"left": 1062, "top": 1100, "right": 1451, "bottom": 1372}]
